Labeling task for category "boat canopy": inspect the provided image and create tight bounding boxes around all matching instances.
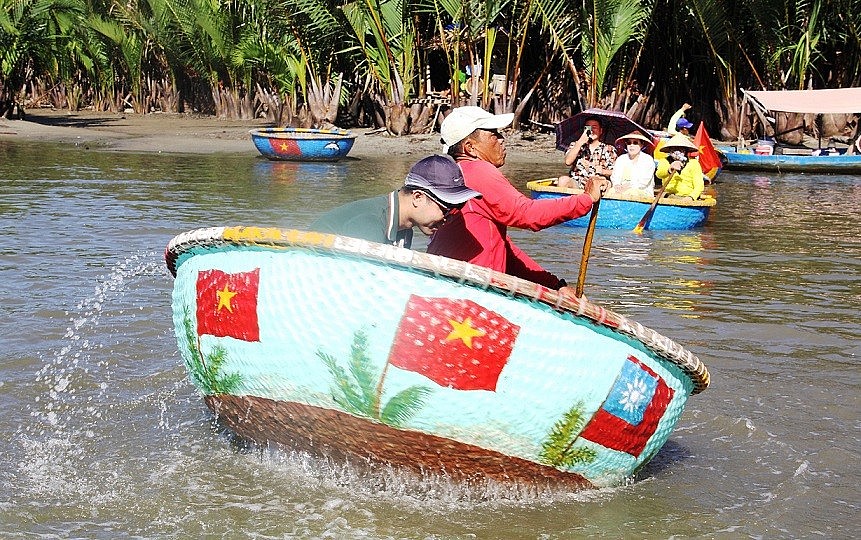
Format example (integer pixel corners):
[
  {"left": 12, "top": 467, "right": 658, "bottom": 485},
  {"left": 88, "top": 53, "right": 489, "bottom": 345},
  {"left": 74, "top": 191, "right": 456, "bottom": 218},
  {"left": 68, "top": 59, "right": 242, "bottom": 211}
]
[{"left": 743, "top": 88, "right": 861, "bottom": 115}]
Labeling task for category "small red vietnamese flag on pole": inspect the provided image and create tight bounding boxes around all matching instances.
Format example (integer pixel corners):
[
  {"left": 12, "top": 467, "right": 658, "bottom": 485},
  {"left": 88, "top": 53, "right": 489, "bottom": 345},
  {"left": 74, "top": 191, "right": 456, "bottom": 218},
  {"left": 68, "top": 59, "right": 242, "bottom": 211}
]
[
  {"left": 694, "top": 122, "right": 722, "bottom": 180},
  {"left": 196, "top": 268, "right": 260, "bottom": 341},
  {"left": 387, "top": 295, "right": 520, "bottom": 391}
]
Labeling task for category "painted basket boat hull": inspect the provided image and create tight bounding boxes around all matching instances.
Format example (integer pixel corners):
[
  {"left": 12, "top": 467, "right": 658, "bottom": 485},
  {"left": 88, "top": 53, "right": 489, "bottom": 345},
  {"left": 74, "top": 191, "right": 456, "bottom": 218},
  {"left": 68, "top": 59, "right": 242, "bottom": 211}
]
[
  {"left": 250, "top": 128, "right": 356, "bottom": 161},
  {"left": 166, "top": 227, "right": 709, "bottom": 488},
  {"left": 526, "top": 180, "right": 716, "bottom": 230},
  {"left": 717, "top": 147, "right": 861, "bottom": 173}
]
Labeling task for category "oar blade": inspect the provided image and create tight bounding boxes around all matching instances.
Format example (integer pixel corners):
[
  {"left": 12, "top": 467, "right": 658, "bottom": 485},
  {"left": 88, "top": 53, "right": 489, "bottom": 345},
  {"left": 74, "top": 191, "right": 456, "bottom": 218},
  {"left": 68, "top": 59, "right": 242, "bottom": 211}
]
[{"left": 631, "top": 185, "right": 667, "bottom": 234}]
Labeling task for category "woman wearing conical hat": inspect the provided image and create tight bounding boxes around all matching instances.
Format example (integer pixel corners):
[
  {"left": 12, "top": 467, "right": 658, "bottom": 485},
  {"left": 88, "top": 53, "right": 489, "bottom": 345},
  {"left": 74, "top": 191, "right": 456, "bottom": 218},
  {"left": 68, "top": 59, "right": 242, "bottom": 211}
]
[
  {"left": 608, "top": 132, "right": 656, "bottom": 198},
  {"left": 656, "top": 133, "right": 705, "bottom": 200}
]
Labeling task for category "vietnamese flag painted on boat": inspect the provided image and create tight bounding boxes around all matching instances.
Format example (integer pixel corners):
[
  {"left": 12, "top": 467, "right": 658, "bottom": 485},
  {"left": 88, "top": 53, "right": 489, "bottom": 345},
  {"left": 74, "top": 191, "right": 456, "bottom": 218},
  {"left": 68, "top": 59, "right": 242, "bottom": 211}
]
[
  {"left": 694, "top": 122, "right": 722, "bottom": 180},
  {"left": 272, "top": 138, "right": 301, "bottom": 157},
  {"left": 387, "top": 295, "right": 520, "bottom": 391},
  {"left": 196, "top": 268, "right": 260, "bottom": 341},
  {"left": 579, "top": 355, "right": 674, "bottom": 457}
]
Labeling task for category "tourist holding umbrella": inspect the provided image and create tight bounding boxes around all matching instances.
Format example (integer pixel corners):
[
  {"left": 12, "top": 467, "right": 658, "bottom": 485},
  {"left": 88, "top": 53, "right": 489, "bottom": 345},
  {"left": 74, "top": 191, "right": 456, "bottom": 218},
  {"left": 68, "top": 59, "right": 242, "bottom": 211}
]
[
  {"left": 557, "top": 116, "right": 617, "bottom": 189},
  {"left": 554, "top": 108, "right": 652, "bottom": 189}
]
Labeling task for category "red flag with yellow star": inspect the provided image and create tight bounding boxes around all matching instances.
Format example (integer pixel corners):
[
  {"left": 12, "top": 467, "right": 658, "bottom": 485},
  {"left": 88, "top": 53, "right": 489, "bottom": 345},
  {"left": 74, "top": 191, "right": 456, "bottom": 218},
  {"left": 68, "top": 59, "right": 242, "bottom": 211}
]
[
  {"left": 387, "top": 295, "right": 520, "bottom": 391},
  {"left": 271, "top": 138, "right": 300, "bottom": 157},
  {"left": 694, "top": 122, "right": 722, "bottom": 180},
  {"left": 195, "top": 269, "right": 260, "bottom": 341}
]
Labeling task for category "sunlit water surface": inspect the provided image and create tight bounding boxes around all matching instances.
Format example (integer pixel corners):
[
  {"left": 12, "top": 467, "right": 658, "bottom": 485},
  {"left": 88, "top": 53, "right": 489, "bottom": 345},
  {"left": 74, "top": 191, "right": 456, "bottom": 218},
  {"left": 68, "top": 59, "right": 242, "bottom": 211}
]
[{"left": 1, "top": 140, "right": 858, "bottom": 538}]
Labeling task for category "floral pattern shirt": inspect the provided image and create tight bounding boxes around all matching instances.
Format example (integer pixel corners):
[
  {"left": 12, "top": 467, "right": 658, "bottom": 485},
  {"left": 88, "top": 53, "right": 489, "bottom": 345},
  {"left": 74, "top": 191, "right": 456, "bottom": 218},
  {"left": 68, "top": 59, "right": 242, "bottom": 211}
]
[{"left": 569, "top": 141, "right": 617, "bottom": 188}]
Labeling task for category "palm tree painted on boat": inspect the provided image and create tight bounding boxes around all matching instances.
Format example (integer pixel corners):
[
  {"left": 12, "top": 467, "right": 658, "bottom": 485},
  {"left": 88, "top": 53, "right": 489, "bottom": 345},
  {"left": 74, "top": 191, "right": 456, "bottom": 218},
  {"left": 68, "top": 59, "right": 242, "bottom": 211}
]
[
  {"left": 539, "top": 401, "right": 598, "bottom": 467},
  {"left": 182, "top": 310, "right": 242, "bottom": 395},
  {"left": 317, "top": 329, "right": 433, "bottom": 427}
]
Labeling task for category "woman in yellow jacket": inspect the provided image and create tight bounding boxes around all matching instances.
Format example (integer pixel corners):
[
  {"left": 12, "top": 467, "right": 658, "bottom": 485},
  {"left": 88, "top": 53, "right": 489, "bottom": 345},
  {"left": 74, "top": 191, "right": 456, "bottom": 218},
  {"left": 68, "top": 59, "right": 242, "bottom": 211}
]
[{"left": 655, "top": 134, "right": 704, "bottom": 200}]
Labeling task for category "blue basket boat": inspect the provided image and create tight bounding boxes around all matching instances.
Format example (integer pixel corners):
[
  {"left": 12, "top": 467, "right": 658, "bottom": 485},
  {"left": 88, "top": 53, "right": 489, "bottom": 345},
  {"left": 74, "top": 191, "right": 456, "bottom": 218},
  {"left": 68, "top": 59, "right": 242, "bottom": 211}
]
[
  {"left": 165, "top": 227, "right": 709, "bottom": 489},
  {"left": 250, "top": 127, "right": 356, "bottom": 161},
  {"left": 527, "top": 179, "right": 716, "bottom": 230}
]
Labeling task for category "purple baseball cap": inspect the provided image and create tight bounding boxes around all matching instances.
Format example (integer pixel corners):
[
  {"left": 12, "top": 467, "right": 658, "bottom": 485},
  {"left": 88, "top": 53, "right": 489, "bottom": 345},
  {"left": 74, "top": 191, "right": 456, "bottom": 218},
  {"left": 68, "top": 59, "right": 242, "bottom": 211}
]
[{"left": 404, "top": 155, "right": 482, "bottom": 206}]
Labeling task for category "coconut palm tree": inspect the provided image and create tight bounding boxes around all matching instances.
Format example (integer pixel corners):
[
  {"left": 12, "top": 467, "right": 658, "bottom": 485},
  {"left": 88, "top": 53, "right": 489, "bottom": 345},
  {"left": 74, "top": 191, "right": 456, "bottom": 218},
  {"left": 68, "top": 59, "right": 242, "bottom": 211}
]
[
  {"left": 337, "top": 0, "right": 424, "bottom": 133},
  {"left": 0, "top": 0, "right": 93, "bottom": 116},
  {"left": 580, "top": 0, "right": 651, "bottom": 108}
]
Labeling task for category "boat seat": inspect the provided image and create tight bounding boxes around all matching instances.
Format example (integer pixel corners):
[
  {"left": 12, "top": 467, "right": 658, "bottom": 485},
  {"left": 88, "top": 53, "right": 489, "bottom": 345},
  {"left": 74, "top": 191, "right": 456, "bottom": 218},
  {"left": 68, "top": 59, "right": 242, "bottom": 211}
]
[{"left": 779, "top": 147, "right": 813, "bottom": 156}]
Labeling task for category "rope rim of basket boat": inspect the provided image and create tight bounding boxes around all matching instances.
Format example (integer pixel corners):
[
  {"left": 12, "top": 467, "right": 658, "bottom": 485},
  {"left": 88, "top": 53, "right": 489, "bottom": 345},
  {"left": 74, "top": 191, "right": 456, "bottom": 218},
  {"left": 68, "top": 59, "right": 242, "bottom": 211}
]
[
  {"left": 249, "top": 128, "right": 356, "bottom": 140},
  {"left": 166, "top": 226, "right": 710, "bottom": 394}
]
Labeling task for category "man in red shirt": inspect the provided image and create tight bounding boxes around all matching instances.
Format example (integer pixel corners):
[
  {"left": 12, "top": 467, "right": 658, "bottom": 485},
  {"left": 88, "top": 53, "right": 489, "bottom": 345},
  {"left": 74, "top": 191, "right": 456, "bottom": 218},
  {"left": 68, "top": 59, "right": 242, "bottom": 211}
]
[{"left": 427, "top": 106, "right": 608, "bottom": 295}]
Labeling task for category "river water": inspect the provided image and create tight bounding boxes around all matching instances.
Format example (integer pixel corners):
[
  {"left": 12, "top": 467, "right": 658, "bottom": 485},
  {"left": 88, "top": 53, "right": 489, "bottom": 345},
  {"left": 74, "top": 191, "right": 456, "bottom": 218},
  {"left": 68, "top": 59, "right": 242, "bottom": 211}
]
[{"left": 1, "top": 140, "right": 858, "bottom": 538}]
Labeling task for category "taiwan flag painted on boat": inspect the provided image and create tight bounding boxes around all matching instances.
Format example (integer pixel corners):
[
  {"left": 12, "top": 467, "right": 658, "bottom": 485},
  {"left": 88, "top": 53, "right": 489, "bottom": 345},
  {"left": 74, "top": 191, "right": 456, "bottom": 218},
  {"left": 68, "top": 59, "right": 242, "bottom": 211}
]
[
  {"left": 387, "top": 295, "right": 520, "bottom": 391},
  {"left": 580, "top": 355, "right": 674, "bottom": 457},
  {"left": 196, "top": 268, "right": 260, "bottom": 341}
]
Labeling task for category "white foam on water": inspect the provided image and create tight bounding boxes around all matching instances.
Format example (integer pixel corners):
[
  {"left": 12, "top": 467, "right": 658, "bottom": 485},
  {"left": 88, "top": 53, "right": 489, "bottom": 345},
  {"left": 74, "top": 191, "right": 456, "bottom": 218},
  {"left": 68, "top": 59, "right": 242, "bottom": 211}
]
[{"left": 236, "top": 441, "right": 622, "bottom": 510}]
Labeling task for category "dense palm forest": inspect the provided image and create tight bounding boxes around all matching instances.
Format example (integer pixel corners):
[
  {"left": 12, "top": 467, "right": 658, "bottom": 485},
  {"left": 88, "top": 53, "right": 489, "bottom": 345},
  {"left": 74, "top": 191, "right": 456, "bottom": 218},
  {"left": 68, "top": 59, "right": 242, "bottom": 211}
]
[{"left": 1, "top": 0, "right": 859, "bottom": 140}]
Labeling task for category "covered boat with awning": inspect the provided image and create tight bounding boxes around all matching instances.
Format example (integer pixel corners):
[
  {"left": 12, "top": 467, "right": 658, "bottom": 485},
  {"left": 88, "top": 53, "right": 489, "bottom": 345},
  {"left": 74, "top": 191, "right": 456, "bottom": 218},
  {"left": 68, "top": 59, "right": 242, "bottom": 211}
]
[{"left": 718, "top": 88, "right": 861, "bottom": 173}]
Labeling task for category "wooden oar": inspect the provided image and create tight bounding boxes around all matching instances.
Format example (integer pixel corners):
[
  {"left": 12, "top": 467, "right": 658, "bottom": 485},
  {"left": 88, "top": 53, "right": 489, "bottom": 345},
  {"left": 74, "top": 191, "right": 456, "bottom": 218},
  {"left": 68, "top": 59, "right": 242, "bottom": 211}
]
[
  {"left": 575, "top": 199, "right": 600, "bottom": 297},
  {"left": 632, "top": 184, "right": 668, "bottom": 234}
]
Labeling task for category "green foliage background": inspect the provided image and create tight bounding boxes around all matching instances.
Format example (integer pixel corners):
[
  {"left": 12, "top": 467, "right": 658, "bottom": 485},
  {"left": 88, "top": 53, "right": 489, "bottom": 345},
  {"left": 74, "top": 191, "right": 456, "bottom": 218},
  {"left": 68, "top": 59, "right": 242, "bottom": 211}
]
[{"left": 1, "top": 0, "right": 858, "bottom": 136}]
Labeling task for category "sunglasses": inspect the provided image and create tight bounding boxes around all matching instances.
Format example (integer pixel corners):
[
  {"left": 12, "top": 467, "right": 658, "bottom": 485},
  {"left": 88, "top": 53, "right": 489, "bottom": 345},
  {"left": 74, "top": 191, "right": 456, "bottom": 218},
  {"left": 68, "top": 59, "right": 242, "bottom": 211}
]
[
  {"left": 423, "top": 191, "right": 461, "bottom": 218},
  {"left": 477, "top": 128, "right": 503, "bottom": 139}
]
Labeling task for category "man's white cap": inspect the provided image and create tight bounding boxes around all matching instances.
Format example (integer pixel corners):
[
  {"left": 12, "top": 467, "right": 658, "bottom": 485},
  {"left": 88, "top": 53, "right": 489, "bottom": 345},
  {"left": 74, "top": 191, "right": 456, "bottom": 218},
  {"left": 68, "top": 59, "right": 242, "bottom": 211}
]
[{"left": 440, "top": 106, "right": 514, "bottom": 153}]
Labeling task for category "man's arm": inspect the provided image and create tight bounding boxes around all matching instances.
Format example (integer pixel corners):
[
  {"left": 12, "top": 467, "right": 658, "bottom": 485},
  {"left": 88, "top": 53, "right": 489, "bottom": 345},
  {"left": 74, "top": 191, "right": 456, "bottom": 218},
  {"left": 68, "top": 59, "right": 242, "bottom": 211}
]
[
  {"left": 504, "top": 239, "right": 565, "bottom": 289},
  {"left": 463, "top": 160, "right": 597, "bottom": 231}
]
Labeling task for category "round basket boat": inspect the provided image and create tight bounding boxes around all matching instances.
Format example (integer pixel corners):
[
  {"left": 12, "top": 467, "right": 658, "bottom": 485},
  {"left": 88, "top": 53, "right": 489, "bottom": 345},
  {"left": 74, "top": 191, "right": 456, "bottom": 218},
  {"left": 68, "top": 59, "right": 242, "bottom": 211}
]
[
  {"left": 250, "top": 127, "right": 356, "bottom": 161},
  {"left": 166, "top": 227, "right": 710, "bottom": 489},
  {"left": 527, "top": 179, "right": 717, "bottom": 230}
]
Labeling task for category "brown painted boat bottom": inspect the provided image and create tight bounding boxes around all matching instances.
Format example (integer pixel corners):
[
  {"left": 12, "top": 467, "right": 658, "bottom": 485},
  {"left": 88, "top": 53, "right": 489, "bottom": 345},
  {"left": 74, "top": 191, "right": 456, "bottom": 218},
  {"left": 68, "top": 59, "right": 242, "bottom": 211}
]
[{"left": 204, "top": 394, "right": 595, "bottom": 490}]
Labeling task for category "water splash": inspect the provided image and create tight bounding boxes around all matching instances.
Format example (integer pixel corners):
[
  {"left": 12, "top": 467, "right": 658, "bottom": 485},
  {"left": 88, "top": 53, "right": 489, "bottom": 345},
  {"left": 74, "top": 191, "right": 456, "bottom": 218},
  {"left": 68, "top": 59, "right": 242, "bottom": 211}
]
[
  {"left": 17, "top": 251, "right": 171, "bottom": 501},
  {"left": 237, "top": 439, "right": 619, "bottom": 508}
]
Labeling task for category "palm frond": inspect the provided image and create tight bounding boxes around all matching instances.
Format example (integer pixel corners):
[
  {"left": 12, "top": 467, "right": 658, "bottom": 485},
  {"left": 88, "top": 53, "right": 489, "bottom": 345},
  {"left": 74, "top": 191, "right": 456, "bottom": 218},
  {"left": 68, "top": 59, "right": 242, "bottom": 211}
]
[
  {"left": 539, "top": 401, "right": 597, "bottom": 467},
  {"left": 182, "top": 310, "right": 242, "bottom": 395},
  {"left": 317, "top": 350, "right": 371, "bottom": 416},
  {"left": 347, "top": 329, "right": 379, "bottom": 413},
  {"left": 379, "top": 385, "right": 433, "bottom": 426}
]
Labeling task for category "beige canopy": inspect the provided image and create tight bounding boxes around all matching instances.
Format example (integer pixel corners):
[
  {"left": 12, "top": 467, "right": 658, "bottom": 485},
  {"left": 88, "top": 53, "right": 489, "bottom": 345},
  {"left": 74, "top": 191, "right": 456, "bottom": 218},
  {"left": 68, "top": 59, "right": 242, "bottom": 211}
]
[{"left": 743, "top": 88, "right": 861, "bottom": 115}]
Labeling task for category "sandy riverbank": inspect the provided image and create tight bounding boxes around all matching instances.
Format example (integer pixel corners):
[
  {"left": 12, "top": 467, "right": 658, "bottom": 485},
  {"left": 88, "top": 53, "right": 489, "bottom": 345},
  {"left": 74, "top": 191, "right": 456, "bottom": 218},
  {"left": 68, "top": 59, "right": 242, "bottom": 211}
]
[{"left": 0, "top": 108, "right": 560, "bottom": 163}]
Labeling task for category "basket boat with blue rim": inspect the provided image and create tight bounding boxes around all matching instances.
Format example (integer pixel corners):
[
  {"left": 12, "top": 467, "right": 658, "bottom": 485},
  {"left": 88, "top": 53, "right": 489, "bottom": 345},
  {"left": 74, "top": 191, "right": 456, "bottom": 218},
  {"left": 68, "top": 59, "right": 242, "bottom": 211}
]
[
  {"left": 527, "top": 179, "right": 716, "bottom": 230},
  {"left": 250, "top": 127, "right": 356, "bottom": 161}
]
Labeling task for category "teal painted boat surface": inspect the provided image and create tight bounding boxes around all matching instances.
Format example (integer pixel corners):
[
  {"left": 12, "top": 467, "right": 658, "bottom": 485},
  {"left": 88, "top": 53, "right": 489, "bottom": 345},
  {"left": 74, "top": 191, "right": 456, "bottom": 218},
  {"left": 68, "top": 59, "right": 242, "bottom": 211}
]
[
  {"left": 250, "top": 127, "right": 356, "bottom": 161},
  {"left": 526, "top": 180, "right": 716, "bottom": 230},
  {"left": 717, "top": 147, "right": 861, "bottom": 173},
  {"left": 166, "top": 227, "right": 709, "bottom": 489}
]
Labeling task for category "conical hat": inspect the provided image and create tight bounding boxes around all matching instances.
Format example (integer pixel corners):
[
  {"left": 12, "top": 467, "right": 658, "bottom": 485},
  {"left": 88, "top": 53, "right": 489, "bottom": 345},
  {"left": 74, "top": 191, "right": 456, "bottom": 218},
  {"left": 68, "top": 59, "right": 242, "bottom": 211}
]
[
  {"left": 615, "top": 132, "right": 653, "bottom": 146},
  {"left": 663, "top": 133, "right": 697, "bottom": 151}
]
